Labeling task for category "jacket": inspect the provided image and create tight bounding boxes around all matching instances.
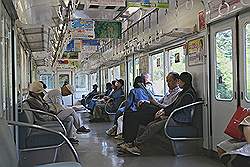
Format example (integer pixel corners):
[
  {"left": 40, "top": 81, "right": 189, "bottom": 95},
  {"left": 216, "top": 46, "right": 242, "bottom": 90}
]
[{"left": 164, "top": 87, "right": 197, "bottom": 123}]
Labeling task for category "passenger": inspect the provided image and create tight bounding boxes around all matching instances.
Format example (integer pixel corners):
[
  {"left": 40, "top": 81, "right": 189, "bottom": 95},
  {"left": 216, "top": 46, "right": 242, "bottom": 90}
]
[
  {"left": 81, "top": 84, "right": 99, "bottom": 107},
  {"left": 44, "top": 84, "right": 90, "bottom": 135},
  {"left": 86, "top": 82, "right": 113, "bottom": 112},
  {"left": 90, "top": 79, "right": 125, "bottom": 122},
  {"left": 217, "top": 116, "right": 250, "bottom": 166},
  {"left": 141, "top": 73, "right": 154, "bottom": 95},
  {"left": 106, "top": 76, "right": 153, "bottom": 137},
  {"left": 120, "top": 72, "right": 181, "bottom": 144},
  {"left": 38, "top": 81, "right": 47, "bottom": 98},
  {"left": 121, "top": 72, "right": 197, "bottom": 155},
  {"left": 26, "top": 81, "right": 79, "bottom": 144}
]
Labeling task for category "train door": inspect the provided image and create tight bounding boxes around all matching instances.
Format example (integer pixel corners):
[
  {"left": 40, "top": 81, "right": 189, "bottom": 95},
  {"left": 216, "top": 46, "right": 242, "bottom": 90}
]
[
  {"left": 210, "top": 18, "right": 238, "bottom": 150},
  {"left": 239, "top": 12, "right": 250, "bottom": 108}
]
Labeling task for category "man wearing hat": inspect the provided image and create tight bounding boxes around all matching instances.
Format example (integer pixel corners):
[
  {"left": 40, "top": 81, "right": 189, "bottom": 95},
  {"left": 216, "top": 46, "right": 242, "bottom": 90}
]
[
  {"left": 26, "top": 81, "right": 82, "bottom": 144},
  {"left": 44, "top": 84, "right": 90, "bottom": 134}
]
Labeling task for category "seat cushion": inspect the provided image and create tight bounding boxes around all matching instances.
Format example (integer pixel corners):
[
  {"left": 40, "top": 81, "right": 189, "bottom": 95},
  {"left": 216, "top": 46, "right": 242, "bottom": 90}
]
[
  {"left": 165, "top": 126, "right": 198, "bottom": 138},
  {"left": 26, "top": 127, "right": 64, "bottom": 148},
  {"left": 35, "top": 162, "right": 82, "bottom": 167}
]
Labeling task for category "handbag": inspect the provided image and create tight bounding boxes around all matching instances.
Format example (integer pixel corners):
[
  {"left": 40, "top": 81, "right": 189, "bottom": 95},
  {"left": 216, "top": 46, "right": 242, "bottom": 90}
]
[{"left": 224, "top": 106, "right": 250, "bottom": 140}]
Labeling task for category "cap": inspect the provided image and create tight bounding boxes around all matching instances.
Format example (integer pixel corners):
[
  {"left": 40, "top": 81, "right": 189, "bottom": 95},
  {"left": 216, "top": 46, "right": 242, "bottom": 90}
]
[
  {"left": 65, "top": 84, "right": 75, "bottom": 94},
  {"left": 116, "top": 78, "right": 124, "bottom": 86},
  {"left": 29, "top": 81, "right": 45, "bottom": 94}
]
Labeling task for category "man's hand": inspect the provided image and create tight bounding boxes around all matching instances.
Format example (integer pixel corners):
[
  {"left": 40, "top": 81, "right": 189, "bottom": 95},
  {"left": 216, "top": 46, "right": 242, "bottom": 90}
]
[{"left": 137, "top": 100, "right": 150, "bottom": 107}]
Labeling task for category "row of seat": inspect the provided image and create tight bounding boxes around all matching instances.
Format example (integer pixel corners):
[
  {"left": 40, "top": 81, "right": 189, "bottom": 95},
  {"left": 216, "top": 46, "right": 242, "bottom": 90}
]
[{"left": 8, "top": 100, "right": 84, "bottom": 166}]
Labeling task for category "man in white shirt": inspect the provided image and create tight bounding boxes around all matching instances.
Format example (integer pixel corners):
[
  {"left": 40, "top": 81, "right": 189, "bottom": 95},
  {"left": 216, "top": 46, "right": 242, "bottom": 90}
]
[{"left": 44, "top": 84, "right": 90, "bottom": 135}]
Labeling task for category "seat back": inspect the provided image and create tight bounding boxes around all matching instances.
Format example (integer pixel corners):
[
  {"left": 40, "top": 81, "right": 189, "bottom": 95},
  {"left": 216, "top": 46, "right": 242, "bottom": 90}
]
[
  {"left": 192, "top": 99, "right": 203, "bottom": 137},
  {"left": 18, "top": 101, "right": 35, "bottom": 148},
  {"left": 0, "top": 119, "right": 18, "bottom": 167}
]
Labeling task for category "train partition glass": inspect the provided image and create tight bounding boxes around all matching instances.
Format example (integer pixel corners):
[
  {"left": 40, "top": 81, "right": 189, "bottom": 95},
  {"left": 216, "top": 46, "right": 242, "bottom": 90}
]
[
  {"left": 215, "top": 29, "right": 234, "bottom": 100},
  {"left": 39, "top": 74, "right": 55, "bottom": 89},
  {"left": 168, "top": 46, "right": 186, "bottom": 74},
  {"left": 149, "top": 52, "right": 164, "bottom": 95},
  {"left": 246, "top": 24, "right": 250, "bottom": 100}
]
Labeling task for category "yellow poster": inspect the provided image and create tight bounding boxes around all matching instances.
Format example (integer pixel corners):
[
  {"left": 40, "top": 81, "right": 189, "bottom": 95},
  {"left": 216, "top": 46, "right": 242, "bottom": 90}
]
[{"left": 187, "top": 38, "right": 204, "bottom": 66}]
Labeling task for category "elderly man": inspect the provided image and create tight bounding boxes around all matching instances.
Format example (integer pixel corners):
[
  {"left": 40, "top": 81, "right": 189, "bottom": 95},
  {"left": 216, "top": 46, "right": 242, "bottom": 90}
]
[
  {"left": 44, "top": 84, "right": 90, "bottom": 134},
  {"left": 26, "top": 81, "right": 80, "bottom": 144}
]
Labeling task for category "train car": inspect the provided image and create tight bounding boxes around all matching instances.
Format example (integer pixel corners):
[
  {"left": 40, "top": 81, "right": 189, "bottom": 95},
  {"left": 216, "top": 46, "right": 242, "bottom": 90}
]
[{"left": 0, "top": 0, "right": 249, "bottom": 167}]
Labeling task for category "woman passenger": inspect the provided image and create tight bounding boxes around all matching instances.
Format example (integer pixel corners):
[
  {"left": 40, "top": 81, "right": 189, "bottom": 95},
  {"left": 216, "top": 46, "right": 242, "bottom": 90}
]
[{"left": 106, "top": 76, "right": 152, "bottom": 137}]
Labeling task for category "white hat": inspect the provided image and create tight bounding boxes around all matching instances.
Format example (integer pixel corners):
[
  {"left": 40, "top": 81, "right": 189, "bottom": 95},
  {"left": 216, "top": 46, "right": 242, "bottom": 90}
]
[
  {"left": 29, "top": 81, "right": 45, "bottom": 94},
  {"left": 65, "top": 84, "right": 74, "bottom": 94}
]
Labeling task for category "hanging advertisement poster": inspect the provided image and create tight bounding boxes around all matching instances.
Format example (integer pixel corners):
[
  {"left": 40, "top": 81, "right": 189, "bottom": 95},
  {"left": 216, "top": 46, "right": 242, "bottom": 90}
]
[
  {"left": 198, "top": 10, "right": 206, "bottom": 31},
  {"left": 95, "top": 21, "right": 122, "bottom": 39},
  {"left": 69, "top": 19, "right": 95, "bottom": 39},
  {"left": 89, "top": 0, "right": 126, "bottom": 6},
  {"left": 128, "top": 0, "right": 169, "bottom": 9},
  {"left": 62, "top": 52, "right": 79, "bottom": 59},
  {"left": 187, "top": 37, "right": 204, "bottom": 66}
]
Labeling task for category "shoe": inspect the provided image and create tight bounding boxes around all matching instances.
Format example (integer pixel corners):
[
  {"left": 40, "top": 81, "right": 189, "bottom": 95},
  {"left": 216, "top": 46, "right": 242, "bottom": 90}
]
[
  {"left": 106, "top": 125, "right": 117, "bottom": 136},
  {"left": 69, "top": 138, "right": 79, "bottom": 144},
  {"left": 76, "top": 126, "right": 91, "bottom": 134},
  {"left": 125, "top": 145, "right": 141, "bottom": 156},
  {"left": 114, "top": 134, "right": 123, "bottom": 140}
]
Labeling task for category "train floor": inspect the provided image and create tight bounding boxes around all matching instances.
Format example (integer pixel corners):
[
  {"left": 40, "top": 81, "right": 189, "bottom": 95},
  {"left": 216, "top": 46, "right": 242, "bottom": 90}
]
[
  {"left": 19, "top": 111, "right": 225, "bottom": 167},
  {"left": 74, "top": 112, "right": 224, "bottom": 167}
]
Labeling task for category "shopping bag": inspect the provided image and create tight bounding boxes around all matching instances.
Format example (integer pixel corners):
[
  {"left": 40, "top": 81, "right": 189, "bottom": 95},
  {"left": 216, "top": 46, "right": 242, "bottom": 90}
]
[{"left": 224, "top": 106, "right": 250, "bottom": 140}]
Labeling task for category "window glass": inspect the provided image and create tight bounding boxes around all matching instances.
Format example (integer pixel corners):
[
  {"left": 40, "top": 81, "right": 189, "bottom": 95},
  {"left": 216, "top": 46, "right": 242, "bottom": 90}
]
[
  {"left": 169, "top": 46, "right": 185, "bottom": 73},
  {"left": 134, "top": 58, "right": 140, "bottom": 77},
  {"left": 114, "top": 65, "right": 120, "bottom": 79},
  {"left": 59, "top": 74, "right": 69, "bottom": 87},
  {"left": 215, "top": 29, "right": 233, "bottom": 100},
  {"left": 40, "top": 74, "right": 55, "bottom": 89},
  {"left": 246, "top": 24, "right": 250, "bottom": 100},
  {"left": 150, "top": 52, "right": 164, "bottom": 95},
  {"left": 128, "top": 60, "right": 134, "bottom": 92},
  {"left": 74, "top": 73, "right": 88, "bottom": 89},
  {"left": 108, "top": 68, "right": 114, "bottom": 82}
]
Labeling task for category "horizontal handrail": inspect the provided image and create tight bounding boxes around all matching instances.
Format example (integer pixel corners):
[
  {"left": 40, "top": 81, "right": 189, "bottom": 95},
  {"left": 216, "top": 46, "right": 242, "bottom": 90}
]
[
  {"left": 164, "top": 101, "right": 204, "bottom": 141},
  {"left": 8, "top": 120, "right": 80, "bottom": 163},
  {"left": 22, "top": 108, "right": 67, "bottom": 136}
]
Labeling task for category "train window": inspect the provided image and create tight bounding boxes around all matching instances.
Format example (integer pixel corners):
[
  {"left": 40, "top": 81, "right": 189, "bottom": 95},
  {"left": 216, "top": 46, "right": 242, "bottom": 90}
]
[
  {"left": 74, "top": 73, "right": 88, "bottom": 89},
  {"left": 39, "top": 74, "right": 55, "bottom": 89},
  {"left": 215, "top": 29, "right": 233, "bottom": 100},
  {"left": 59, "top": 74, "right": 70, "bottom": 87},
  {"left": 90, "top": 73, "right": 98, "bottom": 91},
  {"left": 114, "top": 65, "right": 121, "bottom": 79},
  {"left": 246, "top": 24, "right": 250, "bottom": 100},
  {"left": 135, "top": 57, "right": 140, "bottom": 76},
  {"left": 150, "top": 52, "right": 164, "bottom": 95},
  {"left": 168, "top": 46, "right": 186, "bottom": 73},
  {"left": 108, "top": 68, "right": 114, "bottom": 82},
  {"left": 128, "top": 59, "right": 134, "bottom": 91}
]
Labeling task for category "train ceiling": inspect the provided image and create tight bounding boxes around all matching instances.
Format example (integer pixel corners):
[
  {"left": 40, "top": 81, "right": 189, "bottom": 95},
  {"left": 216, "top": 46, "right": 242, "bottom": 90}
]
[{"left": 14, "top": 0, "right": 250, "bottom": 70}]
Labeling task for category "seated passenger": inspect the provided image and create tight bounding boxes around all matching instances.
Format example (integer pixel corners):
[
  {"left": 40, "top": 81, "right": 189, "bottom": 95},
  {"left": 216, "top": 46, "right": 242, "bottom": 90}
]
[
  {"left": 90, "top": 79, "right": 125, "bottom": 122},
  {"left": 120, "top": 72, "right": 181, "bottom": 144},
  {"left": 86, "top": 82, "right": 113, "bottom": 112},
  {"left": 25, "top": 81, "right": 79, "bottom": 144},
  {"left": 81, "top": 84, "right": 99, "bottom": 106},
  {"left": 44, "top": 84, "right": 90, "bottom": 134},
  {"left": 121, "top": 72, "right": 197, "bottom": 155},
  {"left": 106, "top": 76, "right": 153, "bottom": 137},
  {"left": 217, "top": 116, "right": 250, "bottom": 167}
]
